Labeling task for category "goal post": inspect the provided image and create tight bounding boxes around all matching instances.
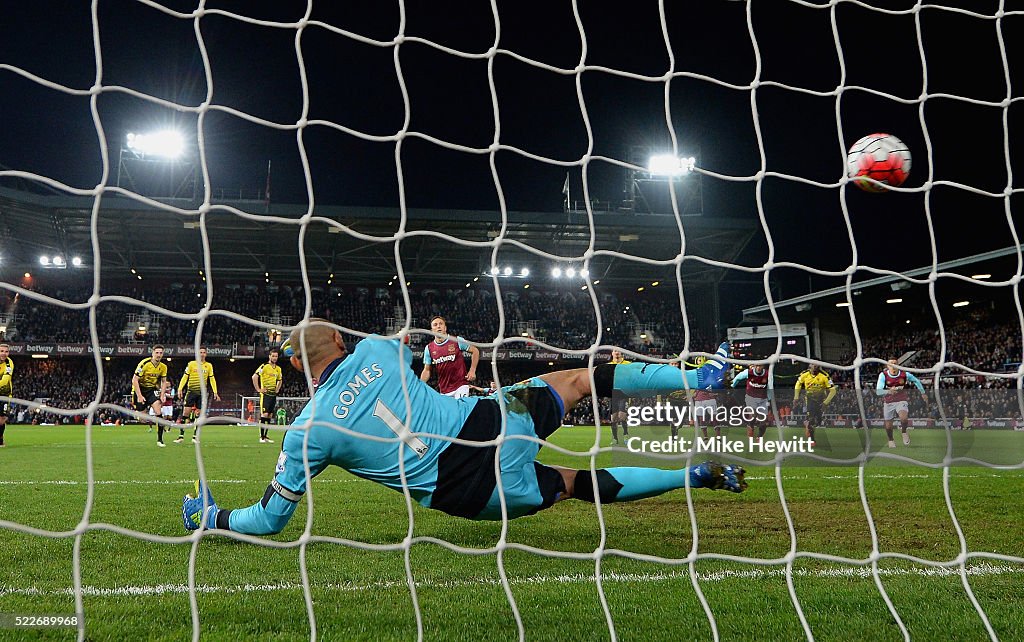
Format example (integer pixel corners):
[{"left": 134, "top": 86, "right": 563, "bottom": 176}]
[{"left": 240, "top": 396, "right": 310, "bottom": 426}]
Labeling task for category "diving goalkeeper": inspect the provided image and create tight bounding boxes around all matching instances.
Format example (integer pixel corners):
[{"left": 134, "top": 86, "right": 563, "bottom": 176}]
[{"left": 182, "top": 320, "right": 746, "bottom": 534}]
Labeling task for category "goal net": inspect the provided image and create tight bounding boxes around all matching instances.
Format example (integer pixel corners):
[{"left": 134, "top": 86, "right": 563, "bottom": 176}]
[{"left": 0, "top": 1, "right": 1021, "bottom": 640}]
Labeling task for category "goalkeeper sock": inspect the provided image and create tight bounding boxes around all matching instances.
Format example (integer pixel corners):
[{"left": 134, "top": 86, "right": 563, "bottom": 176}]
[
  {"left": 227, "top": 484, "right": 300, "bottom": 535},
  {"left": 574, "top": 467, "right": 705, "bottom": 503},
  {"left": 605, "top": 362, "right": 699, "bottom": 397}
]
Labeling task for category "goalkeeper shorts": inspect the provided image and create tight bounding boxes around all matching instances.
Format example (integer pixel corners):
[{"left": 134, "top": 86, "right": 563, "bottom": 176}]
[{"left": 429, "top": 377, "right": 566, "bottom": 520}]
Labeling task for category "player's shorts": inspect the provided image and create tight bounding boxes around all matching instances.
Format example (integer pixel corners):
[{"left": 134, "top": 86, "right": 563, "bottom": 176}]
[
  {"left": 692, "top": 398, "right": 718, "bottom": 426},
  {"left": 806, "top": 397, "right": 825, "bottom": 425},
  {"left": 745, "top": 395, "right": 772, "bottom": 421},
  {"left": 260, "top": 393, "right": 278, "bottom": 416},
  {"left": 135, "top": 388, "right": 161, "bottom": 411},
  {"left": 183, "top": 391, "right": 204, "bottom": 409},
  {"left": 442, "top": 385, "right": 471, "bottom": 399},
  {"left": 161, "top": 404, "right": 174, "bottom": 419},
  {"left": 431, "top": 377, "right": 567, "bottom": 521},
  {"left": 745, "top": 395, "right": 770, "bottom": 412},
  {"left": 0, "top": 400, "right": 9, "bottom": 418},
  {"left": 883, "top": 400, "right": 909, "bottom": 421}
]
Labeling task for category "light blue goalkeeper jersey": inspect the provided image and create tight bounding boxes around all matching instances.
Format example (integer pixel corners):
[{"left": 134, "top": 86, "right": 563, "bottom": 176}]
[{"left": 284, "top": 335, "right": 478, "bottom": 502}]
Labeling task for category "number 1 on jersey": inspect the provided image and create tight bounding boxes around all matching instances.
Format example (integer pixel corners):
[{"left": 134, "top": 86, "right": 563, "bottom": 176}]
[{"left": 373, "top": 399, "right": 429, "bottom": 458}]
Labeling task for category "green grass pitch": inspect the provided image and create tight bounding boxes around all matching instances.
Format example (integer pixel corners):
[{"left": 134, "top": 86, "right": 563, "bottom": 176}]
[{"left": 1, "top": 423, "right": 1022, "bottom": 641}]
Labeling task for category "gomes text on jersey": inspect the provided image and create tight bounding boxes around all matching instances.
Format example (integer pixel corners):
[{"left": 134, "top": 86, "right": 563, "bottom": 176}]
[{"left": 331, "top": 362, "right": 385, "bottom": 419}]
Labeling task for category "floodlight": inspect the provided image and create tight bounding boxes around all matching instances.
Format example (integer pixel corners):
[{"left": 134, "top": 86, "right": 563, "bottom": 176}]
[
  {"left": 971, "top": 274, "right": 991, "bottom": 280},
  {"left": 490, "top": 266, "right": 500, "bottom": 276},
  {"left": 503, "top": 267, "right": 512, "bottom": 276},
  {"left": 52, "top": 256, "right": 64, "bottom": 266},
  {"left": 580, "top": 269, "right": 589, "bottom": 278},
  {"left": 647, "top": 154, "right": 696, "bottom": 176},
  {"left": 39, "top": 256, "right": 50, "bottom": 266},
  {"left": 551, "top": 267, "right": 562, "bottom": 278},
  {"left": 566, "top": 267, "right": 577, "bottom": 278},
  {"left": 71, "top": 256, "right": 83, "bottom": 267},
  {"left": 126, "top": 130, "right": 185, "bottom": 159},
  {"left": 520, "top": 268, "right": 530, "bottom": 277},
  {"left": 886, "top": 298, "right": 902, "bottom": 304},
  {"left": 953, "top": 301, "right": 969, "bottom": 308}
]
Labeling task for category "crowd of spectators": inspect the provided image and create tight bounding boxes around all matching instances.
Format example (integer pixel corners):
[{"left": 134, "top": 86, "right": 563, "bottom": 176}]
[
  {"left": 3, "top": 282, "right": 1021, "bottom": 425},
  {"left": 4, "top": 283, "right": 709, "bottom": 354},
  {"left": 830, "top": 308, "right": 1022, "bottom": 384}
]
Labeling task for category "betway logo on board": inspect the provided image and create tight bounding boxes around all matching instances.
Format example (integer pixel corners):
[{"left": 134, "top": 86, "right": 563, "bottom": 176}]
[
  {"left": 115, "top": 345, "right": 147, "bottom": 356},
  {"left": 4, "top": 342, "right": 241, "bottom": 357}
]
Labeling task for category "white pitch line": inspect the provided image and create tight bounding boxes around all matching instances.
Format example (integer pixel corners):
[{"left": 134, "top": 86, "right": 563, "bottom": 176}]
[
  {"left": 0, "top": 562, "right": 1019, "bottom": 598},
  {"left": 0, "top": 472, "right": 1013, "bottom": 487},
  {"left": 0, "top": 478, "right": 366, "bottom": 486}
]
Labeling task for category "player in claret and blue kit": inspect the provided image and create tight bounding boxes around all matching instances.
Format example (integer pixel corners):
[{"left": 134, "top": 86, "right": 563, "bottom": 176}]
[
  {"left": 731, "top": 363, "right": 775, "bottom": 441},
  {"left": 183, "top": 319, "right": 746, "bottom": 534},
  {"left": 876, "top": 358, "right": 928, "bottom": 448}
]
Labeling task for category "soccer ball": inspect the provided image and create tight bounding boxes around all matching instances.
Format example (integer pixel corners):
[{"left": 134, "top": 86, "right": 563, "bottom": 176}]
[{"left": 846, "top": 133, "right": 911, "bottom": 192}]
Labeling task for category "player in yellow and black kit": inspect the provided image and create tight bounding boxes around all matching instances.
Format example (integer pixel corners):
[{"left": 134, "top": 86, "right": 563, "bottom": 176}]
[
  {"left": 792, "top": 363, "right": 836, "bottom": 444},
  {"left": 132, "top": 345, "right": 169, "bottom": 447},
  {"left": 176, "top": 346, "right": 221, "bottom": 444},
  {"left": 251, "top": 347, "right": 283, "bottom": 444},
  {"left": 0, "top": 342, "right": 14, "bottom": 447}
]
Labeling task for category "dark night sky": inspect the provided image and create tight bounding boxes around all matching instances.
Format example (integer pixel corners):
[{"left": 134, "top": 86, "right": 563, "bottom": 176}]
[{"left": 1, "top": 0, "right": 1023, "bottom": 320}]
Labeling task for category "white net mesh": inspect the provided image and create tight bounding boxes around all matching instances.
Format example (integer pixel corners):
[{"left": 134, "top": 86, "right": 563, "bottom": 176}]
[{"left": 1, "top": 1, "right": 1022, "bottom": 640}]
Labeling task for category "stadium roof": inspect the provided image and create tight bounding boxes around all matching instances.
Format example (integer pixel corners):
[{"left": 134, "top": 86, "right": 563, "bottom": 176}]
[
  {"left": 0, "top": 185, "right": 758, "bottom": 288},
  {"left": 740, "top": 246, "right": 1023, "bottom": 331}
]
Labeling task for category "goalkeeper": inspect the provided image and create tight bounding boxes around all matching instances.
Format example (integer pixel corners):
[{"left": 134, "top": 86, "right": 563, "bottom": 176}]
[{"left": 183, "top": 320, "right": 746, "bottom": 534}]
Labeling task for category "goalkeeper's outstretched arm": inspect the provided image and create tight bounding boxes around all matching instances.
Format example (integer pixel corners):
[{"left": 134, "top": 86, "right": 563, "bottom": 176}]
[{"left": 221, "top": 480, "right": 303, "bottom": 535}]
